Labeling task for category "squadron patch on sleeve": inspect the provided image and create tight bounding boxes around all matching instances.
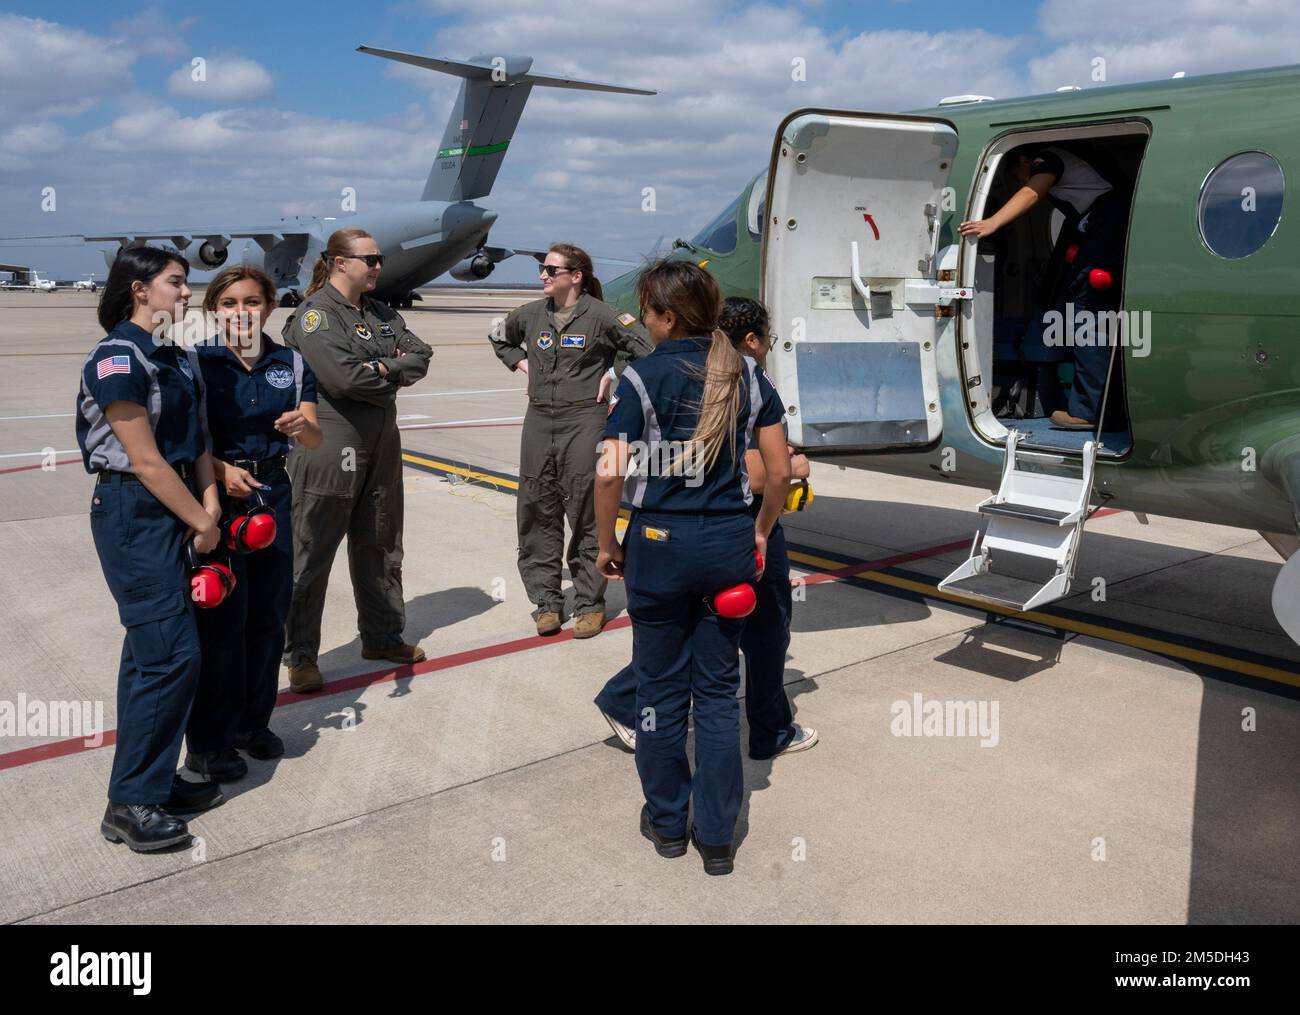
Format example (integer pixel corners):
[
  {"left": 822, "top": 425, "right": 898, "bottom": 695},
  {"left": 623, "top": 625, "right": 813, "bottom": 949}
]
[
  {"left": 301, "top": 309, "right": 326, "bottom": 334},
  {"left": 617, "top": 312, "right": 637, "bottom": 327}
]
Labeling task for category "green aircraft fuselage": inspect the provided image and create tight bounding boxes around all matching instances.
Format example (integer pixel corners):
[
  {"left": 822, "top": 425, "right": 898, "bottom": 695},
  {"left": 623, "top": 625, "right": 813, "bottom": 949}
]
[{"left": 604, "top": 64, "right": 1300, "bottom": 538}]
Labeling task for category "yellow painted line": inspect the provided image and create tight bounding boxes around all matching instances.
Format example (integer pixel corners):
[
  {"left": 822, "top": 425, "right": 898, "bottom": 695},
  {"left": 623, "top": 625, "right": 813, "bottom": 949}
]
[
  {"left": 401, "top": 451, "right": 1300, "bottom": 691},
  {"left": 403, "top": 452, "right": 630, "bottom": 535},
  {"left": 787, "top": 550, "right": 1300, "bottom": 690},
  {"left": 402, "top": 452, "right": 518, "bottom": 489}
]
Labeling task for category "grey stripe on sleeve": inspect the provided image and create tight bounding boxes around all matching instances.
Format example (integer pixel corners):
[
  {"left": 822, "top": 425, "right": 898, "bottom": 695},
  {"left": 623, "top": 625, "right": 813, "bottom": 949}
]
[
  {"left": 740, "top": 357, "right": 762, "bottom": 506},
  {"left": 78, "top": 339, "right": 160, "bottom": 474},
  {"left": 618, "top": 365, "right": 661, "bottom": 510},
  {"left": 185, "top": 347, "right": 212, "bottom": 454},
  {"left": 292, "top": 350, "right": 304, "bottom": 406}
]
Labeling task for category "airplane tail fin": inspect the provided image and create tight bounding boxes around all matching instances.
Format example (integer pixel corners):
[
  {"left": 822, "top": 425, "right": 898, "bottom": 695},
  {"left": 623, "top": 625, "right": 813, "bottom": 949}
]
[{"left": 357, "top": 47, "right": 654, "bottom": 203}]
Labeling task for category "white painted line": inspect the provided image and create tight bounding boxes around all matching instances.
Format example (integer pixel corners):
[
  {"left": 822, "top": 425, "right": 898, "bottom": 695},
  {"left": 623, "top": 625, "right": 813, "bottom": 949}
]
[
  {"left": 397, "top": 414, "right": 433, "bottom": 421},
  {"left": 398, "top": 415, "right": 523, "bottom": 429},
  {"left": 0, "top": 449, "right": 80, "bottom": 458},
  {"left": 0, "top": 412, "right": 76, "bottom": 421},
  {"left": 398, "top": 388, "right": 526, "bottom": 399}
]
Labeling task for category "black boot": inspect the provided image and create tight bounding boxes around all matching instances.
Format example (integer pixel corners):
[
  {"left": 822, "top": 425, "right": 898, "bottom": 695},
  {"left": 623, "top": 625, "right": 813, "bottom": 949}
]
[
  {"left": 185, "top": 747, "right": 248, "bottom": 782},
  {"left": 101, "top": 803, "right": 191, "bottom": 852},
  {"left": 164, "top": 775, "right": 224, "bottom": 816},
  {"left": 690, "top": 827, "right": 734, "bottom": 876},
  {"left": 640, "top": 804, "right": 687, "bottom": 858},
  {"left": 235, "top": 728, "right": 284, "bottom": 760}
]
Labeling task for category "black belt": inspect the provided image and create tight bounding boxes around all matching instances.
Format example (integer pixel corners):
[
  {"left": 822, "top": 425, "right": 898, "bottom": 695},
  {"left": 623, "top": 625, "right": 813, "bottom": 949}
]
[
  {"left": 230, "top": 455, "right": 287, "bottom": 478},
  {"left": 97, "top": 461, "right": 195, "bottom": 484}
]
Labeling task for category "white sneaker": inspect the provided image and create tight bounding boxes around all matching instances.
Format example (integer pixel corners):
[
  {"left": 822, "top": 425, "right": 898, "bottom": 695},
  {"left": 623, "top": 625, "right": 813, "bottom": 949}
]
[
  {"left": 600, "top": 710, "right": 636, "bottom": 751},
  {"left": 773, "top": 724, "right": 819, "bottom": 757}
]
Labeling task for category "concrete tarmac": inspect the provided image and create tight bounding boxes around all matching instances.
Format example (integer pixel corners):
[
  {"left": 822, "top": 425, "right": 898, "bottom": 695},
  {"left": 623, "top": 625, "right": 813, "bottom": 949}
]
[{"left": 0, "top": 289, "right": 1297, "bottom": 924}]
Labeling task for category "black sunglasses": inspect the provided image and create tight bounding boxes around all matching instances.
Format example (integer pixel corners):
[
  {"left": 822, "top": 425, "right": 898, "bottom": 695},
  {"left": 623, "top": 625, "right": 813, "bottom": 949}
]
[
  {"left": 336, "top": 254, "right": 385, "bottom": 268},
  {"left": 540, "top": 264, "right": 575, "bottom": 277}
]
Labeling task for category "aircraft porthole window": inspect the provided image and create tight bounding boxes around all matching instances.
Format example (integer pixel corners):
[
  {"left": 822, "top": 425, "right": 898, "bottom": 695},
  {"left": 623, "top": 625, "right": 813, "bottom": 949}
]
[{"left": 1197, "top": 151, "right": 1284, "bottom": 259}]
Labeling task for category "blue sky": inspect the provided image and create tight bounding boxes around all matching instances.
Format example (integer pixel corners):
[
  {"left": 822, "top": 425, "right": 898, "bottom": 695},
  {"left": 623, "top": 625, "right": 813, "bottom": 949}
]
[{"left": 1, "top": 0, "right": 1294, "bottom": 284}]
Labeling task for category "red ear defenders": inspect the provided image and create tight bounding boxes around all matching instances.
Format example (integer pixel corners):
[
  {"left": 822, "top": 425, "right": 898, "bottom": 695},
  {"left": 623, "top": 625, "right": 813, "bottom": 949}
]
[
  {"left": 707, "top": 549, "right": 765, "bottom": 619},
  {"left": 185, "top": 542, "right": 235, "bottom": 609},
  {"left": 225, "top": 489, "right": 277, "bottom": 553}
]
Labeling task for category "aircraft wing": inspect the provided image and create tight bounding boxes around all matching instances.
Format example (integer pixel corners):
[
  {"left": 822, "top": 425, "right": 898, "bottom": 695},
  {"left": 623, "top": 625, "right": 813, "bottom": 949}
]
[
  {"left": 483, "top": 244, "right": 639, "bottom": 267},
  {"left": 0, "top": 228, "right": 312, "bottom": 252},
  {"left": 81, "top": 228, "right": 308, "bottom": 251}
]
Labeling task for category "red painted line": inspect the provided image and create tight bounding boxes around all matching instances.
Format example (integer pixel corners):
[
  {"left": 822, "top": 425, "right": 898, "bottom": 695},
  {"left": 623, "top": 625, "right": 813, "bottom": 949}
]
[
  {"left": 398, "top": 422, "right": 523, "bottom": 431},
  {"left": 0, "top": 533, "right": 965, "bottom": 773},
  {"left": 1092, "top": 507, "right": 1123, "bottom": 518},
  {"left": 795, "top": 539, "right": 970, "bottom": 587},
  {"left": 0, "top": 730, "right": 119, "bottom": 772},
  {"left": 270, "top": 619, "right": 633, "bottom": 709},
  {"left": 0, "top": 458, "right": 82, "bottom": 476}
]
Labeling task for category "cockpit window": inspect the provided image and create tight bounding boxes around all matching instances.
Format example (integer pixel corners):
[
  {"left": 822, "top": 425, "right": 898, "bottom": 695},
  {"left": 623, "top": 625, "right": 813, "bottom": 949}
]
[
  {"left": 691, "top": 192, "right": 742, "bottom": 254},
  {"left": 746, "top": 169, "right": 768, "bottom": 240}
]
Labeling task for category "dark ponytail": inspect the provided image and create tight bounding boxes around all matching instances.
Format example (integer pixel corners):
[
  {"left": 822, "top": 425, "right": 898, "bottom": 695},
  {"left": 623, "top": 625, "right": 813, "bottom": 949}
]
[{"left": 97, "top": 246, "right": 189, "bottom": 334}]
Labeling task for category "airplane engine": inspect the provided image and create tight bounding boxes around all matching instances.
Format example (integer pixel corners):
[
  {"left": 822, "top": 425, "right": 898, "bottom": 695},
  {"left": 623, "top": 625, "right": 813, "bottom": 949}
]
[
  {"left": 449, "top": 254, "right": 494, "bottom": 282},
  {"left": 188, "top": 240, "right": 230, "bottom": 270}
]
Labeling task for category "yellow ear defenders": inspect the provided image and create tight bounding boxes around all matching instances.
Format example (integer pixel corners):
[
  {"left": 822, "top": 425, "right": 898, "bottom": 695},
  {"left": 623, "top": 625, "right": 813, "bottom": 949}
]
[{"left": 783, "top": 478, "right": 813, "bottom": 513}]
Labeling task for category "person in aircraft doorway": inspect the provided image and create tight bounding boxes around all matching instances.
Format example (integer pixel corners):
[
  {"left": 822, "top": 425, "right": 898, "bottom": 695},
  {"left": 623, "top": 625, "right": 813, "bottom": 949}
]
[{"left": 959, "top": 146, "right": 1128, "bottom": 430}]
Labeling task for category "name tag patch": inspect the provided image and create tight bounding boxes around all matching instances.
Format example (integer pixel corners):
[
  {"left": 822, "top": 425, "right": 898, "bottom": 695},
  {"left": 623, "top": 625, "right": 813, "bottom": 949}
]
[
  {"left": 379, "top": 323, "right": 395, "bottom": 338},
  {"left": 561, "top": 334, "right": 586, "bottom": 349},
  {"left": 536, "top": 330, "right": 554, "bottom": 350}
]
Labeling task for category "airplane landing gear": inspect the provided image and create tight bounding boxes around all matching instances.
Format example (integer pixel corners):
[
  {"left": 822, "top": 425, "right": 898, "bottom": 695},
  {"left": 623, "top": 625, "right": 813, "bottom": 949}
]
[{"left": 279, "top": 290, "right": 302, "bottom": 308}]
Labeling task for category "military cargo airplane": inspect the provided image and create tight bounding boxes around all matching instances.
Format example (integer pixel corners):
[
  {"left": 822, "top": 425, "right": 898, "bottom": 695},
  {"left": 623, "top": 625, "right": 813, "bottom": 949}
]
[
  {"left": 603, "top": 64, "right": 1300, "bottom": 645},
  {"left": 3, "top": 48, "right": 653, "bottom": 307}
]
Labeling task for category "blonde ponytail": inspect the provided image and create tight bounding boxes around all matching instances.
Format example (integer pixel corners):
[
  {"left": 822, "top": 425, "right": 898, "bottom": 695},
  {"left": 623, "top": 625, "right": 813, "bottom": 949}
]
[
  {"left": 634, "top": 259, "right": 746, "bottom": 478},
  {"left": 305, "top": 227, "right": 373, "bottom": 297},
  {"left": 677, "top": 329, "right": 744, "bottom": 476}
]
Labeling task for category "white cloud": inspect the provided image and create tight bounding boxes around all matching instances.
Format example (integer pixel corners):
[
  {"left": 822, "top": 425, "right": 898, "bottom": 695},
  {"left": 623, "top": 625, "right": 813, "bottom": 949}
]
[
  {"left": 167, "top": 54, "right": 273, "bottom": 101},
  {"left": 4, "top": 0, "right": 1298, "bottom": 283},
  {"left": 1029, "top": 0, "right": 1300, "bottom": 90},
  {"left": 0, "top": 15, "right": 135, "bottom": 124}
]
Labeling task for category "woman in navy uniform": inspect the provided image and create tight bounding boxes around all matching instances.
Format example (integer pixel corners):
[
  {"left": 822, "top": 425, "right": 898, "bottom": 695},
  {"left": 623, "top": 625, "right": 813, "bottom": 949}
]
[
  {"left": 77, "top": 246, "right": 224, "bottom": 852},
  {"left": 594, "top": 297, "right": 818, "bottom": 760},
  {"left": 595, "top": 261, "right": 791, "bottom": 875},
  {"left": 185, "top": 267, "right": 321, "bottom": 781}
]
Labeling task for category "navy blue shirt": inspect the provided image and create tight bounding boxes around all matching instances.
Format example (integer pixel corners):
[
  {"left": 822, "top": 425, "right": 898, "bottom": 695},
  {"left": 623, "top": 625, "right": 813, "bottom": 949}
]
[
  {"left": 604, "top": 337, "right": 784, "bottom": 513},
  {"left": 76, "top": 320, "right": 209, "bottom": 473},
  {"left": 195, "top": 336, "right": 317, "bottom": 462}
]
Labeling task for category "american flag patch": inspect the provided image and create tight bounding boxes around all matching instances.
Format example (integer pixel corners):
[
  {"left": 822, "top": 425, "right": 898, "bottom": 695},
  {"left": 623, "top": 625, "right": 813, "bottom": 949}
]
[{"left": 96, "top": 355, "right": 131, "bottom": 379}]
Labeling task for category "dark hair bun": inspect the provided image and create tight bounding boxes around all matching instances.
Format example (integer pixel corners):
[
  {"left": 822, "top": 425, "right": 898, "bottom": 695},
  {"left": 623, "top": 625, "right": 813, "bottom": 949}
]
[{"left": 718, "top": 296, "right": 769, "bottom": 347}]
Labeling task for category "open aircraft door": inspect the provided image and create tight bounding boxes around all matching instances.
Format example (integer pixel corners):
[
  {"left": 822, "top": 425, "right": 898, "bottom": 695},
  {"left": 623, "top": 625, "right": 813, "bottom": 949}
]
[{"left": 761, "top": 110, "right": 960, "bottom": 450}]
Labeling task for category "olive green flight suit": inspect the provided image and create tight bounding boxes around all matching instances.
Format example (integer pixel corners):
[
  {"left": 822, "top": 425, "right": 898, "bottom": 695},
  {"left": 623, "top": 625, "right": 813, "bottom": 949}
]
[
  {"left": 489, "top": 292, "right": 652, "bottom": 619},
  {"left": 281, "top": 281, "right": 432, "bottom": 664}
]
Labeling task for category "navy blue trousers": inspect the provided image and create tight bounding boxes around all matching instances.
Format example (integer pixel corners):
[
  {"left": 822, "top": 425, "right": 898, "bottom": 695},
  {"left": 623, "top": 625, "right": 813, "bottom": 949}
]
[
  {"left": 189, "top": 471, "right": 293, "bottom": 753},
  {"left": 596, "top": 521, "right": 795, "bottom": 759},
  {"left": 90, "top": 473, "right": 200, "bottom": 805},
  {"left": 621, "top": 509, "right": 756, "bottom": 847},
  {"left": 1063, "top": 193, "right": 1128, "bottom": 422}
]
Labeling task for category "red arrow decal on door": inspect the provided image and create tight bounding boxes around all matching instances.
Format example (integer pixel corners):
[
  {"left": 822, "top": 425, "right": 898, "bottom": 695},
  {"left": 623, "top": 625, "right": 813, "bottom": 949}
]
[{"left": 862, "top": 214, "right": 880, "bottom": 240}]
